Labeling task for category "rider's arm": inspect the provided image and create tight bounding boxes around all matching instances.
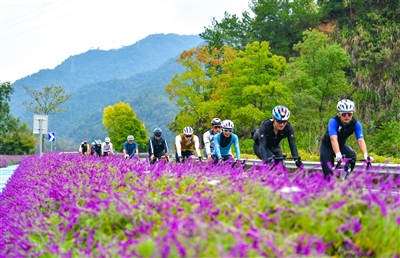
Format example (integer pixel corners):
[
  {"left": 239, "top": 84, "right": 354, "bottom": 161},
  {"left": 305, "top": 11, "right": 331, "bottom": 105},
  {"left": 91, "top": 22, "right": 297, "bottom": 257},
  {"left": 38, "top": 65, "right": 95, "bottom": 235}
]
[
  {"left": 355, "top": 121, "right": 368, "bottom": 156},
  {"left": 79, "top": 144, "right": 82, "bottom": 154},
  {"left": 328, "top": 119, "right": 341, "bottom": 155},
  {"left": 203, "top": 131, "right": 211, "bottom": 155},
  {"left": 123, "top": 142, "right": 128, "bottom": 155},
  {"left": 258, "top": 124, "right": 269, "bottom": 163},
  {"left": 135, "top": 142, "right": 139, "bottom": 155},
  {"left": 101, "top": 143, "right": 104, "bottom": 155},
  {"left": 232, "top": 134, "right": 241, "bottom": 160},
  {"left": 194, "top": 136, "right": 202, "bottom": 157},
  {"left": 109, "top": 143, "right": 114, "bottom": 154},
  {"left": 213, "top": 134, "right": 222, "bottom": 159},
  {"left": 175, "top": 135, "right": 182, "bottom": 157},
  {"left": 287, "top": 125, "right": 299, "bottom": 158},
  {"left": 164, "top": 139, "right": 169, "bottom": 155},
  {"left": 148, "top": 139, "right": 154, "bottom": 155}
]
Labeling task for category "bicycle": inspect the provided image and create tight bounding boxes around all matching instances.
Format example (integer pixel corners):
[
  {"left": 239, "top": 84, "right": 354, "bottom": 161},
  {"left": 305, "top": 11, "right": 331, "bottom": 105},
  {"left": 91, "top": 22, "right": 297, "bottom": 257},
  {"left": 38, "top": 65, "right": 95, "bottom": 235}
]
[
  {"left": 267, "top": 155, "right": 302, "bottom": 170},
  {"left": 335, "top": 154, "right": 372, "bottom": 180}
]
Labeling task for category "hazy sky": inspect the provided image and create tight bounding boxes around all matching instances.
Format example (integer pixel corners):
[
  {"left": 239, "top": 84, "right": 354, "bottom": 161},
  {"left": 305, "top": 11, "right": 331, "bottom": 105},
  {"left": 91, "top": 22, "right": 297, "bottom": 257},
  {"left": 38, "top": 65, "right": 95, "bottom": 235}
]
[{"left": 1, "top": 0, "right": 251, "bottom": 83}]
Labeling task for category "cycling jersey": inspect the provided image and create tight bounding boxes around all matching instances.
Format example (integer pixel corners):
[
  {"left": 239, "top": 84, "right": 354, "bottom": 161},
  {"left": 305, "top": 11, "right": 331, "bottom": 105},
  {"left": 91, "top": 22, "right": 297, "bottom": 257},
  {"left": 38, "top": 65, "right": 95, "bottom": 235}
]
[
  {"left": 123, "top": 141, "right": 138, "bottom": 157},
  {"left": 203, "top": 129, "right": 217, "bottom": 156},
  {"left": 256, "top": 119, "right": 299, "bottom": 163},
  {"left": 321, "top": 115, "right": 364, "bottom": 147},
  {"left": 149, "top": 136, "right": 169, "bottom": 158},
  {"left": 174, "top": 133, "right": 201, "bottom": 157},
  {"left": 101, "top": 142, "right": 113, "bottom": 156},
  {"left": 213, "top": 132, "right": 240, "bottom": 160}
]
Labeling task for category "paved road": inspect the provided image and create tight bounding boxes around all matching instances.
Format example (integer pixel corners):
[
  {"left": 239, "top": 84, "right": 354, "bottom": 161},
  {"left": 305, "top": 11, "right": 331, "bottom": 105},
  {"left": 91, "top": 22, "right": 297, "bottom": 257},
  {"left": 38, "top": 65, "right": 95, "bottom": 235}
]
[{"left": 0, "top": 165, "right": 18, "bottom": 193}]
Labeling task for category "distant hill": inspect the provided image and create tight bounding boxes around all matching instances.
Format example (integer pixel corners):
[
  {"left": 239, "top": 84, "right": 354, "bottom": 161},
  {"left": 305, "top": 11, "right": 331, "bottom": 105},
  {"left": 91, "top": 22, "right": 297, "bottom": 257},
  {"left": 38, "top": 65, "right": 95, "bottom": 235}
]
[{"left": 9, "top": 33, "right": 204, "bottom": 150}]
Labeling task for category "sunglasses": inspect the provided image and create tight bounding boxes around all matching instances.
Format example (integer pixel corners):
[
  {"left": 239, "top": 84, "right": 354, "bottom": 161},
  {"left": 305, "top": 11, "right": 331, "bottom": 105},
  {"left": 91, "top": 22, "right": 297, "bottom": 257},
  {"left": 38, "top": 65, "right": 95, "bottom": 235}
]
[
  {"left": 213, "top": 126, "right": 221, "bottom": 129},
  {"left": 340, "top": 112, "right": 353, "bottom": 117},
  {"left": 184, "top": 135, "right": 192, "bottom": 138},
  {"left": 275, "top": 120, "right": 287, "bottom": 124},
  {"left": 223, "top": 129, "right": 232, "bottom": 133}
]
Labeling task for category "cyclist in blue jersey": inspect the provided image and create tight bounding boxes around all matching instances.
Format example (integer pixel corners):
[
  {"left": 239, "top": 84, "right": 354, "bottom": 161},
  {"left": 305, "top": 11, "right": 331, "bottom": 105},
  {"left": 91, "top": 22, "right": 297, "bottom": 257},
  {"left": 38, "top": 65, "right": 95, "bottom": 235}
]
[
  {"left": 253, "top": 106, "right": 302, "bottom": 167},
  {"left": 213, "top": 120, "right": 241, "bottom": 164},
  {"left": 320, "top": 99, "right": 373, "bottom": 179},
  {"left": 123, "top": 135, "right": 139, "bottom": 159}
]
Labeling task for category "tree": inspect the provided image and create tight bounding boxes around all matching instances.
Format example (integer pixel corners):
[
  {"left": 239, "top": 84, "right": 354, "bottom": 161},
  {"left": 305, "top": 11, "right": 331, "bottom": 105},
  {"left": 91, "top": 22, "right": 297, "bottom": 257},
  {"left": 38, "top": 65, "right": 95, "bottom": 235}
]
[
  {"left": 200, "top": 0, "right": 322, "bottom": 58},
  {"left": 0, "top": 122, "right": 36, "bottom": 155},
  {"left": 22, "top": 85, "right": 72, "bottom": 115},
  {"left": 102, "top": 102, "right": 148, "bottom": 152},
  {"left": 22, "top": 85, "right": 72, "bottom": 152},
  {"left": 0, "top": 81, "right": 18, "bottom": 138},
  {"left": 280, "top": 29, "right": 351, "bottom": 151},
  {"left": 210, "top": 41, "right": 291, "bottom": 138},
  {"left": 165, "top": 45, "right": 233, "bottom": 135}
]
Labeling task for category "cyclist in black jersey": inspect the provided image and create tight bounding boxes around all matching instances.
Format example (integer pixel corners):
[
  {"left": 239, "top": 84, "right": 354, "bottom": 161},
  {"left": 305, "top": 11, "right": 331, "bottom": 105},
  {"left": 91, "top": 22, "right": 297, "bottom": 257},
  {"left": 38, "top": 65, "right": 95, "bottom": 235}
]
[
  {"left": 253, "top": 106, "right": 302, "bottom": 167},
  {"left": 148, "top": 128, "right": 169, "bottom": 163},
  {"left": 320, "top": 99, "right": 373, "bottom": 179}
]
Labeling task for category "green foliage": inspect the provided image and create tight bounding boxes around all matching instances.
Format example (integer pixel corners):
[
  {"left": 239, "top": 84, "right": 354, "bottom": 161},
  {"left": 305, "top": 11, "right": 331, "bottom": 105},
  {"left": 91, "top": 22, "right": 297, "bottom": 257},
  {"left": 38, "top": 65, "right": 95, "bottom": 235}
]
[
  {"left": 0, "top": 81, "right": 16, "bottom": 138},
  {"left": 0, "top": 122, "right": 37, "bottom": 154},
  {"left": 281, "top": 29, "right": 352, "bottom": 152},
  {"left": 370, "top": 121, "right": 400, "bottom": 158},
  {"left": 212, "top": 41, "right": 292, "bottom": 138},
  {"left": 102, "top": 102, "right": 148, "bottom": 152}
]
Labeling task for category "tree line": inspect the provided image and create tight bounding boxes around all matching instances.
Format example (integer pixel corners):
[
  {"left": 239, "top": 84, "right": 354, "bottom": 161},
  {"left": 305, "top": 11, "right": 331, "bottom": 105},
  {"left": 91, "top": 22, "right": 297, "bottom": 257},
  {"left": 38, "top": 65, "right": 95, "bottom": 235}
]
[{"left": 166, "top": 0, "right": 400, "bottom": 157}]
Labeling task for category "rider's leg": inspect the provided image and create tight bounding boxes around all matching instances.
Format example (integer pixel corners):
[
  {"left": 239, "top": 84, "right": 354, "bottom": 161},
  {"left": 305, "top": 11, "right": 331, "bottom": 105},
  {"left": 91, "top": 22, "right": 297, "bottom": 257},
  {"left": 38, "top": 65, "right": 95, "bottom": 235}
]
[
  {"left": 320, "top": 144, "right": 335, "bottom": 179},
  {"left": 253, "top": 141, "right": 262, "bottom": 160}
]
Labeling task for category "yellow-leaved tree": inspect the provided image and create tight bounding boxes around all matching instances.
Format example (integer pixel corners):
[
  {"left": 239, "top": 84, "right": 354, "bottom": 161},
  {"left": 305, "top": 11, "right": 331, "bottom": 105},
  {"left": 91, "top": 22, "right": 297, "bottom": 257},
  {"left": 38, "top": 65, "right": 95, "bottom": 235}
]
[{"left": 102, "top": 102, "right": 148, "bottom": 152}]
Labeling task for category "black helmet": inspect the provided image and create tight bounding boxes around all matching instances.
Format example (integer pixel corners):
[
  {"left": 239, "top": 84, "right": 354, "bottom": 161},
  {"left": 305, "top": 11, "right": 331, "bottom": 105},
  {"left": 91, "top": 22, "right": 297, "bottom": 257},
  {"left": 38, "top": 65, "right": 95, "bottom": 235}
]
[
  {"left": 211, "top": 118, "right": 221, "bottom": 126},
  {"left": 153, "top": 127, "right": 162, "bottom": 137}
]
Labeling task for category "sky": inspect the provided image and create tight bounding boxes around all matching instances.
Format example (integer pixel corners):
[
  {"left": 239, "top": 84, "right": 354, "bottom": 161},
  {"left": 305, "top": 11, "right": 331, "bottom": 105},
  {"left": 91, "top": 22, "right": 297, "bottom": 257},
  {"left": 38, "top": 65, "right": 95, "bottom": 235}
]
[{"left": 0, "top": 0, "right": 251, "bottom": 84}]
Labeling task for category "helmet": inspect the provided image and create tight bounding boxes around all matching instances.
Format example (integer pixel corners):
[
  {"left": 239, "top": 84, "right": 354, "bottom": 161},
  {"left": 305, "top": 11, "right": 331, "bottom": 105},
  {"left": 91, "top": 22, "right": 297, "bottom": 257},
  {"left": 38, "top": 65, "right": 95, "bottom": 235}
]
[
  {"left": 272, "top": 106, "right": 290, "bottom": 121},
  {"left": 337, "top": 99, "right": 355, "bottom": 112},
  {"left": 105, "top": 137, "right": 110, "bottom": 143},
  {"left": 211, "top": 118, "right": 221, "bottom": 126},
  {"left": 221, "top": 120, "right": 234, "bottom": 130},
  {"left": 91, "top": 141, "right": 96, "bottom": 146},
  {"left": 127, "top": 135, "right": 134, "bottom": 141},
  {"left": 153, "top": 127, "right": 162, "bottom": 137},
  {"left": 83, "top": 140, "right": 87, "bottom": 143},
  {"left": 183, "top": 126, "right": 194, "bottom": 135},
  {"left": 97, "top": 140, "right": 102, "bottom": 144}
]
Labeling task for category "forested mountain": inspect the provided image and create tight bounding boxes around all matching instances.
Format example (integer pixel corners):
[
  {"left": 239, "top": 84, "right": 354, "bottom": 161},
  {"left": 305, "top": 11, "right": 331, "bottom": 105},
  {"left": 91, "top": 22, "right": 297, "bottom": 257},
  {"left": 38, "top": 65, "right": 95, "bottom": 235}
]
[{"left": 9, "top": 34, "right": 204, "bottom": 150}]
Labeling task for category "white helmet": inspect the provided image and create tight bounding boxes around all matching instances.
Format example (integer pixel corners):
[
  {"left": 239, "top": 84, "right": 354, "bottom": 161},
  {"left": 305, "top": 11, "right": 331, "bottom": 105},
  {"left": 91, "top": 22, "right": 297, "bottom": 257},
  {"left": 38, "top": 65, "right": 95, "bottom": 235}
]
[
  {"left": 221, "top": 120, "right": 234, "bottom": 130},
  {"left": 105, "top": 137, "right": 110, "bottom": 143},
  {"left": 183, "top": 126, "right": 194, "bottom": 135},
  {"left": 272, "top": 106, "right": 290, "bottom": 121},
  {"left": 127, "top": 135, "right": 134, "bottom": 141},
  {"left": 337, "top": 99, "right": 355, "bottom": 112}
]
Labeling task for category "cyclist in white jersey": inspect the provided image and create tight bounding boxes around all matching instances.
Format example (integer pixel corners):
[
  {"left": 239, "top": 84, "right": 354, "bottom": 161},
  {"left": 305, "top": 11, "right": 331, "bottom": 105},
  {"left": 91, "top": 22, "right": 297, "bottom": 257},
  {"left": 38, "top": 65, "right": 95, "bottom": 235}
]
[{"left": 101, "top": 137, "right": 114, "bottom": 156}]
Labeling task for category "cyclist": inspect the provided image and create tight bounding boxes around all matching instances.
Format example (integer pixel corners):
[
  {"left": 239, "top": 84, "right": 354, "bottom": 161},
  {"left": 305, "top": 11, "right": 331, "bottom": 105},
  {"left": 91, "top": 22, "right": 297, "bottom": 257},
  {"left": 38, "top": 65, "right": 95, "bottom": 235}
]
[
  {"left": 101, "top": 137, "right": 114, "bottom": 157},
  {"left": 320, "top": 99, "right": 373, "bottom": 179},
  {"left": 94, "top": 140, "right": 102, "bottom": 157},
  {"left": 123, "top": 135, "right": 139, "bottom": 159},
  {"left": 79, "top": 140, "right": 89, "bottom": 156},
  {"left": 174, "top": 126, "right": 202, "bottom": 163},
  {"left": 90, "top": 141, "right": 96, "bottom": 156},
  {"left": 253, "top": 106, "right": 302, "bottom": 168},
  {"left": 148, "top": 128, "right": 169, "bottom": 164},
  {"left": 213, "top": 120, "right": 241, "bottom": 164},
  {"left": 203, "top": 118, "right": 222, "bottom": 162}
]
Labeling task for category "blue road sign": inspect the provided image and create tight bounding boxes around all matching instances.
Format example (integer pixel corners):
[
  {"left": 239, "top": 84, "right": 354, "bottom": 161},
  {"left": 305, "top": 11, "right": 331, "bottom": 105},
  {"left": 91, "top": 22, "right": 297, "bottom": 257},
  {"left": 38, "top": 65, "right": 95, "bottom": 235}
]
[{"left": 48, "top": 132, "right": 56, "bottom": 142}]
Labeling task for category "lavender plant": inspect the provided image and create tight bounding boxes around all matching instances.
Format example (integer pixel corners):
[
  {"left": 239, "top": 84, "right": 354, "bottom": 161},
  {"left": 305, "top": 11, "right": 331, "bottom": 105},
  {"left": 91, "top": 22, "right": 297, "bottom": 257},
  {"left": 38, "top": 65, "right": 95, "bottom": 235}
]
[{"left": 0, "top": 153, "right": 399, "bottom": 257}]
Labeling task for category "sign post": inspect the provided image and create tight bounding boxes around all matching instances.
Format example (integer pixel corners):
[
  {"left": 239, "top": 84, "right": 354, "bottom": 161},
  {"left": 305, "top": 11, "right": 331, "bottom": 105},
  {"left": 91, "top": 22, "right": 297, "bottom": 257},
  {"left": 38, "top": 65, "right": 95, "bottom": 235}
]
[{"left": 33, "top": 115, "right": 48, "bottom": 157}]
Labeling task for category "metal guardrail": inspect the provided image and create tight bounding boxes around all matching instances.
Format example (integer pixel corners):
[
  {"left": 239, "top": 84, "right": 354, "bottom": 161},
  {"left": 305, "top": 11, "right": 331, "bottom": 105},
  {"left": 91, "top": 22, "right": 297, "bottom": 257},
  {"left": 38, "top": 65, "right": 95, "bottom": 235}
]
[
  {"left": 245, "top": 159, "right": 400, "bottom": 174},
  {"left": 58, "top": 152, "right": 400, "bottom": 174}
]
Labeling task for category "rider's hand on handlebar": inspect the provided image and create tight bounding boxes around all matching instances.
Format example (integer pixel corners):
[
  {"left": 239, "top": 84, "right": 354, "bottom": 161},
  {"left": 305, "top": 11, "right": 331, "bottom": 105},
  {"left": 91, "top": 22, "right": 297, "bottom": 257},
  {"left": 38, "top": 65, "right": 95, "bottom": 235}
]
[
  {"left": 295, "top": 157, "right": 303, "bottom": 168},
  {"left": 198, "top": 156, "right": 202, "bottom": 161},
  {"left": 335, "top": 152, "right": 342, "bottom": 162},
  {"left": 364, "top": 153, "right": 374, "bottom": 163}
]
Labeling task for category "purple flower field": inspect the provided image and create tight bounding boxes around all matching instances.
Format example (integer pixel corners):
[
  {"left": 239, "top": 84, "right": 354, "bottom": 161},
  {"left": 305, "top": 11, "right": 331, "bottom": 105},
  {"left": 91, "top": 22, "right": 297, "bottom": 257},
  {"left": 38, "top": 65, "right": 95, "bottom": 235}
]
[
  {"left": 0, "top": 155, "right": 30, "bottom": 168},
  {"left": 0, "top": 153, "right": 399, "bottom": 257}
]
